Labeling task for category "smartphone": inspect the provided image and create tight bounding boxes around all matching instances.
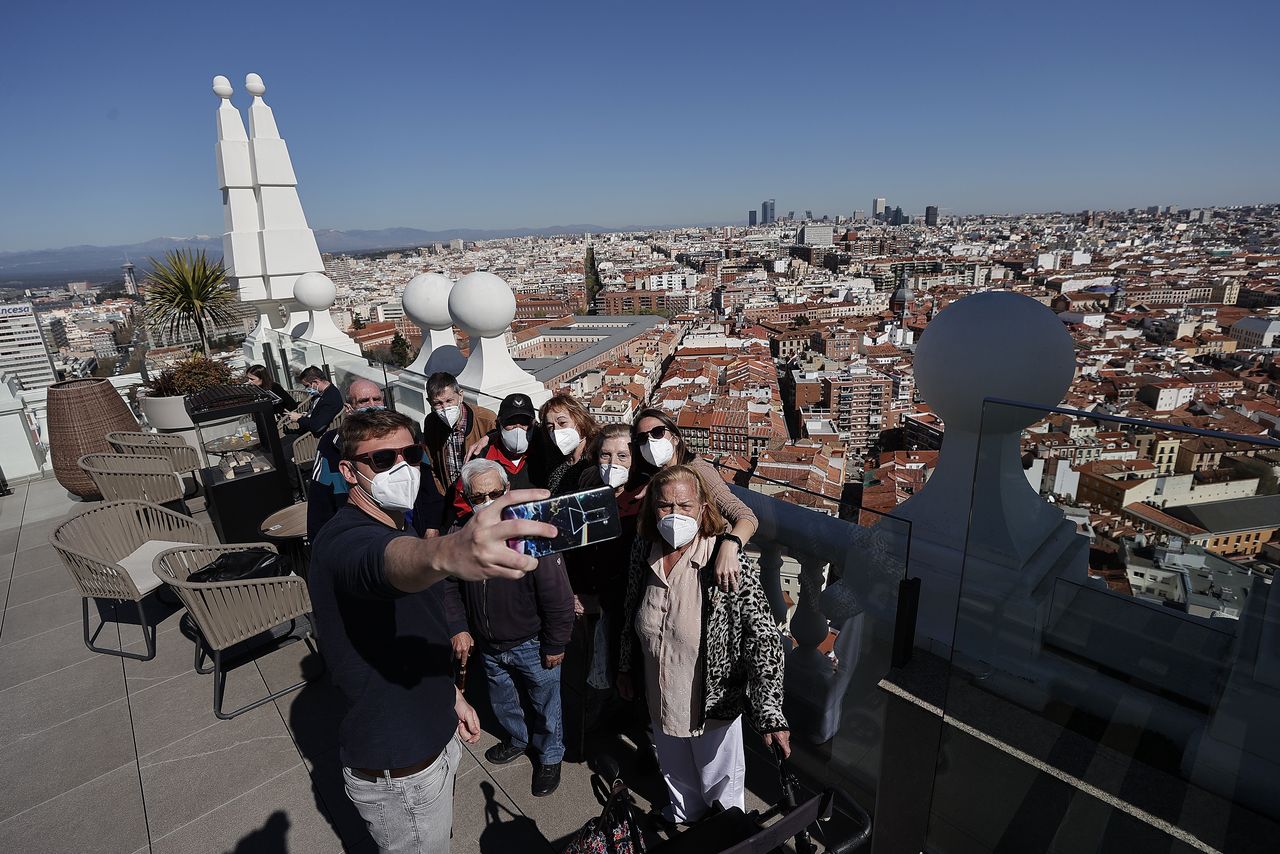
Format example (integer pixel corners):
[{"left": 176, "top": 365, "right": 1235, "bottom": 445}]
[{"left": 502, "top": 486, "right": 621, "bottom": 558}]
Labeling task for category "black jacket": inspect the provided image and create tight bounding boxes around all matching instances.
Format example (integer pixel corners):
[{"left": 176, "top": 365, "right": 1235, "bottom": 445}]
[
  {"left": 296, "top": 384, "right": 343, "bottom": 436},
  {"left": 440, "top": 524, "right": 575, "bottom": 655}
]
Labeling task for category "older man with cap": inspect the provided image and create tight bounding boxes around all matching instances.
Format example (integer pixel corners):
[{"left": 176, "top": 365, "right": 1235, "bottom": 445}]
[
  {"left": 446, "top": 392, "right": 538, "bottom": 522},
  {"left": 440, "top": 457, "right": 574, "bottom": 797}
]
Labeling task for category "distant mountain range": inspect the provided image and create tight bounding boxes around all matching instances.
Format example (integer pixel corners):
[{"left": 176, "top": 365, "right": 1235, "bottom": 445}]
[{"left": 0, "top": 224, "right": 696, "bottom": 288}]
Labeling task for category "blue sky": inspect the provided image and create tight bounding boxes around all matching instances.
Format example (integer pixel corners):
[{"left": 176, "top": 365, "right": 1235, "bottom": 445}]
[{"left": 2, "top": 0, "right": 1277, "bottom": 252}]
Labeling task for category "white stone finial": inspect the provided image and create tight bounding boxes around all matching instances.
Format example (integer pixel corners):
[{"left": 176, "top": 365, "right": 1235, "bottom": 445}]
[
  {"left": 403, "top": 273, "right": 465, "bottom": 376},
  {"left": 245, "top": 73, "right": 266, "bottom": 97},
  {"left": 293, "top": 271, "right": 336, "bottom": 311},
  {"left": 212, "top": 75, "right": 233, "bottom": 99},
  {"left": 450, "top": 272, "right": 516, "bottom": 339}
]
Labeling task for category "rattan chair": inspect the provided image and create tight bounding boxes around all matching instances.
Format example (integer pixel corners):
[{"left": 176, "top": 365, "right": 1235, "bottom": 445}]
[
  {"left": 78, "top": 452, "right": 188, "bottom": 510},
  {"left": 107, "top": 431, "right": 203, "bottom": 496},
  {"left": 153, "top": 544, "right": 315, "bottom": 719},
  {"left": 50, "top": 501, "right": 214, "bottom": 660}
]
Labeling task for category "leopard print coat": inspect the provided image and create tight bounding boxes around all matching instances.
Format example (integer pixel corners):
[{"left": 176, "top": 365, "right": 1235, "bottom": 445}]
[{"left": 617, "top": 536, "right": 788, "bottom": 734}]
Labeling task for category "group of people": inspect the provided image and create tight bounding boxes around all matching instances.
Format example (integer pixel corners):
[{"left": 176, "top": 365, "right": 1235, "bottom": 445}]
[{"left": 278, "top": 365, "right": 791, "bottom": 854}]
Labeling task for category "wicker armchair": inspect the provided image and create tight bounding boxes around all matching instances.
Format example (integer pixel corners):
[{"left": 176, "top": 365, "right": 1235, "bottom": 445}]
[
  {"left": 153, "top": 544, "right": 316, "bottom": 719},
  {"left": 107, "top": 431, "right": 203, "bottom": 497},
  {"left": 78, "top": 452, "right": 187, "bottom": 509},
  {"left": 49, "top": 501, "right": 214, "bottom": 660}
]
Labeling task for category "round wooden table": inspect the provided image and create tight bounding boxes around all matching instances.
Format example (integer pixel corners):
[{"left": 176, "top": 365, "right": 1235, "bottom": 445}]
[{"left": 259, "top": 502, "right": 310, "bottom": 578}]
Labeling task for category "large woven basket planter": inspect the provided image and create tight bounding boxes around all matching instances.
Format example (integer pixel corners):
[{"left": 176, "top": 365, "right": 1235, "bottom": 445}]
[{"left": 48, "top": 378, "right": 140, "bottom": 498}]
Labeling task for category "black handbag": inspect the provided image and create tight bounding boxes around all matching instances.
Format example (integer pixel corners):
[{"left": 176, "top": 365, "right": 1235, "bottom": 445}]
[{"left": 187, "top": 548, "right": 285, "bottom": 584}]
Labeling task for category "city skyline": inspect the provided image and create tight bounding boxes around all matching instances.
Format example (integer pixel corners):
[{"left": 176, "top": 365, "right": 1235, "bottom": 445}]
[{"left": 3, "top": 0, "right": 1279, "bottom": 253}]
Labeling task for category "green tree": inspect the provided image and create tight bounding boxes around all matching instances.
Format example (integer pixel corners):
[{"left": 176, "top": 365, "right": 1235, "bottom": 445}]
[
  {"left": 389, "top": 331, "right": 412, "bottom": 367},
  {"left": 351, "top": 314, "right": 366, "bottom": 330},
  {"left": 142, "top": 249, "right": 237, "bottom": 354},
  {"left": 584, "top": 245, "right": 602, "bottom": 313}
]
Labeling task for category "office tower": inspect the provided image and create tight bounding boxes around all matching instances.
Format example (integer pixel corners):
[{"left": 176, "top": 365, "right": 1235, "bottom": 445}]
[
  {"left": 761, "top": 199, "right": 775, "bottom": 225},
  {"left": 805, "top": 210, "right": 814, "bottom": 221},
  {"left": 925, "top": 205, "right": 939, "bottom": 227},
  {"left": 122, "top": 259, "right": 139, "bottom": 295},
  {"left": 748, "top": 210, "right": 758, "bottom": 227},
  {"left": 0, "top": 303, "right": 58, "bottom": 390},
  {"left": 891, "top": 206, "right": 905, "bottom": 226},
  {"left": 872, "top": 197, "right": 887, "bottom": 220},
  {"left": 787, "top": 211, "right": 795, "bottom": 221}
]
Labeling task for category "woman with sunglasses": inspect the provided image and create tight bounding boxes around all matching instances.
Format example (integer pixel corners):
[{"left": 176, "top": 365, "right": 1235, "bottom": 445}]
[{"left": 631, "top": 408, "right": 758, "bottom": 593}]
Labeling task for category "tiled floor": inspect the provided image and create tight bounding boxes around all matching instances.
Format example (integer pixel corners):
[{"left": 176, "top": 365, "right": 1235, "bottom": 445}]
[{"left": 0, "top": 477, "right": 799, "bottom": 853}]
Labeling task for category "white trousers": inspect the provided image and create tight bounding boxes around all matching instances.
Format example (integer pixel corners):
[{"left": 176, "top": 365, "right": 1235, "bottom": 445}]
[{"left": 651, "top": 715, "right": 745, "bottom": 823}]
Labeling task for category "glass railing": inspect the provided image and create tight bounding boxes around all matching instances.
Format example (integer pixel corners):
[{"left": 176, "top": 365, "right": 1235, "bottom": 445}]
[
  {"left": 712, "top": 461, "right": 912, "bottom": 841},
  {"left": 928, "top": 399, "right": 1280, "bottom": 852}
]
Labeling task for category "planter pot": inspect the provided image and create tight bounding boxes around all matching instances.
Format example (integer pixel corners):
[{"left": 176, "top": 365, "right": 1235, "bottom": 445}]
[
  {"left": 139, "top": 394, "right": 206, "bottom": 466},
  {"left": 47, "top": 378, "right": 140, "bottom": 499}
]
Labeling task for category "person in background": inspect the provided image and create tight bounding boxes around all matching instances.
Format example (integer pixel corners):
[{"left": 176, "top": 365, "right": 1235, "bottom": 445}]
[
  {"left": 631, "top": 408, "right": 758, "bottom": 593},
  {"left": 617, "top": 464, "right": 789, "bottom": 826},
  {"left": 440, "top": 458, "right": 574, "bottom": 797},
  {"left": 562, "top": 423, "right": 645, "bottom": 751},
  {"left": 308, "top": 410, "right": 558, "bottom": 854},
  {"left": 307, "top": 379, "right": 444, "bottom": 540},
  {"left": 245, "top": 364, "right": 298, "bottom": 418},
  {"left": 280, "top": 365, "right": 344, "bottom": 497},
  {"left": 422, "top": 372, "right": 496, "bottom": 495},
  {"left": 540, "top": 393, "right": 599, "bottom": 496},
  {"left": 446, "top": 392, "right": 536, "bottom": 522}
]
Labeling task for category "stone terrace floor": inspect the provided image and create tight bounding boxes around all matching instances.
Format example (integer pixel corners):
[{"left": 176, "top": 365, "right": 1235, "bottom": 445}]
[{"left": 0, "top": 476, "right": 794, "bottom": 853}]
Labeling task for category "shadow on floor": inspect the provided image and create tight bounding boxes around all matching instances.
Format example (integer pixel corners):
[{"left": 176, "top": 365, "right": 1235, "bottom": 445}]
[
  {"left": 229, "top": 810, "right": 290, "bottom": 853},
  {"left": 478, "top": 781, "right": 546, "bottom": 850}
]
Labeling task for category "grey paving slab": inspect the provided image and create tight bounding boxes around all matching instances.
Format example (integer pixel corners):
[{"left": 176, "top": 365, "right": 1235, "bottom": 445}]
[
  {"left": 149, "top": 761, "right": 344, "bottom": 854},
  {"left": 485, "top": 754, "right": 602, "bottom": 847},
  {"left": 0, "top": 590, "right": 84, "bottom": 647},
  {"left": 0, "top": 651, "right": 124, "bottom": 751},
  {"left": 0, "top": 488, "right": 28, "bottom": 533},
  {"left": 453, "top": 757, "right": 551, "bottom": 854},
  {"left": 138, "top": 700, "right": 302, "bottom": 839},
  {"left": 0, "top": 761, "right": 148, "bottom": 854},
  {"left": 0, "top": 525, "right": 20, "bottom": 557},
  {"left": 0, "top": 695, "right": 136, "bottom": 824},
  {"left": 8, "top": 543, "right": 62, "bottom": 579},
  {"left": 3, "top": 561, "right": 76, "bottom": 607},
  {"left": 15, "top": 516, "right": 72, "bottom": 554},
  {"left": 127, "top": 652, "right": 276, "bottom": 758},
  {"left": 0, "top": 616, "right": 97, "bottom": 690}
]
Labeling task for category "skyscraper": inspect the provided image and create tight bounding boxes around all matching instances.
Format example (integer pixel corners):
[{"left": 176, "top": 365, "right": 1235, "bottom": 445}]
[
  {"left": 0, "top": 303, "right": 57, "bottom": 390},
  {"left": 925, "top": 205, "right": 939, "bottom": 227},
  {"left": 122, "top": 259, "right": 139, "bottom": 295},
  {"left": 748, "top": 210, "right": 758, "bottom": 227},
  {"left": 761, "top": 199, "right": 776, "bottom": 225},
  {"left": 873, "top": 197, "right": 887, "bottom": 220}
]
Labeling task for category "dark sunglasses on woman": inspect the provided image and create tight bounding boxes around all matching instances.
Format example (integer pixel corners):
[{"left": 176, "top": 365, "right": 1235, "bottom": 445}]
[
  {"left": 349, "top": 444, "right": 425, "bottom": 472},
  {"left": 638, "top": 425, "right": 669, "bottom": 440}
]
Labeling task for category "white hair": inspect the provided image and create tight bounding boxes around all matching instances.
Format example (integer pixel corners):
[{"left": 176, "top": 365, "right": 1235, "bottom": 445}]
[{"left": 460, "top": 458, "right": 508, "bottom": 494}]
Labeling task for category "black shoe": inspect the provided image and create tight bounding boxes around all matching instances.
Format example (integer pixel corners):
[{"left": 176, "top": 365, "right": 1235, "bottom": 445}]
[
  {"left": 532, "top": 762, "right": 561, "bottom": 797},
  {"left": 484, "top": 742, "right": 525, "bottom": 765}
]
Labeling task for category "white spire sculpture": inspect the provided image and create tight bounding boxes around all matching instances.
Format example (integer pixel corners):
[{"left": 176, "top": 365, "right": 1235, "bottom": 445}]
[
  {"left": 213, "top": 72, "right": 357, "bottom": 361},
  {"left": 450, "top": 272, "right": 549, "bottom": 409}
]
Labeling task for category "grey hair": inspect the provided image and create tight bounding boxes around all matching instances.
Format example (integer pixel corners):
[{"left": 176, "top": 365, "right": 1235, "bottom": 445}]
[{"left": 460, "top": 458, "right": 508, "bottom": 494}]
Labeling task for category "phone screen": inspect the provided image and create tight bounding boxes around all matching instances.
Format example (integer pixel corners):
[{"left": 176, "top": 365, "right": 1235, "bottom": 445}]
[{"left": 501, "top": 486, "right": 622, "bottom": 558}]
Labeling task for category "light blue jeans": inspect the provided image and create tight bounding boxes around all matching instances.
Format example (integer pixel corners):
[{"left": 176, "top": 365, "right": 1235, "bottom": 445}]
[
  {"left": 342, "top": 736, "right": 460, "bottom": 853},
  {"left": 482, "top": 637, "right": 565, "bottom": 764}
]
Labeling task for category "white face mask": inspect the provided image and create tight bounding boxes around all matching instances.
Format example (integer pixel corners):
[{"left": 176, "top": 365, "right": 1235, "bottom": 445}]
[
  {"left": 358, "top": 461, "right": 420, "bottom": 512},
  {"left": 473, "top": 498, "right": 495, "bottom": 513},
  {"left": 641, "top": 436, "right": 675, "bottom": 467},
  {"left": 658, "top": 512, "right": 698, "bottom": 549},
  {"left": 599, "top": 463, "right": 629, "bottom": 488},
  {"left": 434, "top": 405, "right": 461, "bottom": 428},
  {"left": 501, "top": 426, "right": 529, "bottom": 455},
  {"left": 552, "top": 426, "right": 581, "bottom": 455}
]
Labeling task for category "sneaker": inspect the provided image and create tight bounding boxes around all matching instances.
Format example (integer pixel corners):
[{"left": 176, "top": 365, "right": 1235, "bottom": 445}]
[
  {"left": 484, "top": 742, "right": 525, "bottom": 765},
  {"left": 532, "top": 762, "right": 561, "bottom": 797}
]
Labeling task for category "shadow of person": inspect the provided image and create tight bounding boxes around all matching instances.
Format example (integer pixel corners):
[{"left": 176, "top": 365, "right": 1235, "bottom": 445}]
[
  {"left": 478, "top": 781, "right": 547, "bottom": 851},
  {"left": 228, "top": 810, "right": 290, "bottom": 853},
  {"left": 281, "top": 651, "right": 372, "bottom": 851}
]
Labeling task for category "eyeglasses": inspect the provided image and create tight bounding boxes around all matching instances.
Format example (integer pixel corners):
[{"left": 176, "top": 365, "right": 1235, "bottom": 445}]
[
  {"left": 468, "top": 488, "right": 507, "bottom": 505},
  {"left": 352, "top": 396, "right": 384, "bottom": 406},
  {"left": 638, "top": 425, "right": 669, "bottom": 441},
  {"left": 349, "top": 444, "right": 424, "bottom": 473}
]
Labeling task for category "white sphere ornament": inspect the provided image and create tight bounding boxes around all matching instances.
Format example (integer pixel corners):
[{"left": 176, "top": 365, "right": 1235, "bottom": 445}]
[
  {"left": 212, "top": 75, "right": 233, "bottom": 99},
  {"left": 293, "top": 272, "right": 337, "bottom": 311},
  {"left": 245, "top": 73, "right": 266, "bottom": 97},
  {"left": 403, "top": 273, "right": 455, "bottom": 330},
  {"left": 449, "top": 272, "right": 516, "bottom": 338},
  {"left": 914, "top": 291, "right": 1075, "bottom": 434}
]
